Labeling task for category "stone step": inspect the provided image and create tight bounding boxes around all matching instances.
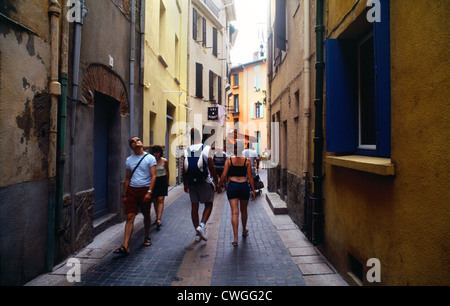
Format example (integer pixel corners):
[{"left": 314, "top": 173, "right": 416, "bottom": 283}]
[{"left": 265, "top": 192, "right": 288, "bottom": 215}]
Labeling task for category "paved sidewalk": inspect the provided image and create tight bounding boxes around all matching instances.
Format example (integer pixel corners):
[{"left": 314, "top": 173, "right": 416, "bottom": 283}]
[{"left": 26, "top": 171, "right": 347, "bottom": 286}]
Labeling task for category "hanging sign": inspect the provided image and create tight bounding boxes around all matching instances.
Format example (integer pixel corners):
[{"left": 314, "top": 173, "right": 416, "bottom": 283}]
[{"left": 208, "top": 107, "right": 218, "bottom": 120}]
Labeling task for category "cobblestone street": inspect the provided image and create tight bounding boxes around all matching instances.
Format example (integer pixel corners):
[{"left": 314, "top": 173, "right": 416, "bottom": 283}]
[{"left": 27, "top": 171, "right": 347, "bottom": 287}]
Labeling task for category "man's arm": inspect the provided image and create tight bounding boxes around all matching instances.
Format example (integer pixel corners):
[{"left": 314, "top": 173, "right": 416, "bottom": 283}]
[{"left": 144, "top": 165, "right": 157, "bottom": 202}]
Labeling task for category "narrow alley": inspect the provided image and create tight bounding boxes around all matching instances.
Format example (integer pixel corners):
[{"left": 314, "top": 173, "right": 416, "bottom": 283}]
[{"left": 26, "top": 170, "right": 347, "bottom": 287}]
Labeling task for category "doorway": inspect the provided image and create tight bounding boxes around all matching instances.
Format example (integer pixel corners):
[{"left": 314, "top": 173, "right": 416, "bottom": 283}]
[{"left": 94, "top": 93, "right": 120, "bottom": 219}]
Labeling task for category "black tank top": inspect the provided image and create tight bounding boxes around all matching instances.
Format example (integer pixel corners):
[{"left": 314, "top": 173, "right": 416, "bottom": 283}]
[{"left": 228, "top": 158, "right": 247, "bottom": 177}]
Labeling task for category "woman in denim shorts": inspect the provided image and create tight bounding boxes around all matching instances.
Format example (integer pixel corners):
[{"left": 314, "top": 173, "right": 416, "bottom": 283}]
[{"left": 218, "top": 140, "right": 256, "bottom": 246}]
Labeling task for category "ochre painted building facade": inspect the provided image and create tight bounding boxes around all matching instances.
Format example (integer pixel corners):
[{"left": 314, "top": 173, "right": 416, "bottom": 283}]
[{"left": 321, "top": 0, "right": 450, "bottom": 286}]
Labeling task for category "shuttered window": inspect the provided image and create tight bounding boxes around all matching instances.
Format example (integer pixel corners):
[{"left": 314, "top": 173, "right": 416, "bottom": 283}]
[
  {"left": 325, "top": 0, "right": 391, "bottom": 157},
  {"left": 196, "top": 63, "right": 203, "bottom": 98},
  {"left": 213, "top": 27, "right": 218, "bottom": 56},
  {"left": 218, "top": 76, "right": 222, "bottom": 105},
  {"left": 193, "top": 8, "right": 198, "bottom": 40},
  {"left": 202, "top": 17, "right": 206, "bottom": 47}
]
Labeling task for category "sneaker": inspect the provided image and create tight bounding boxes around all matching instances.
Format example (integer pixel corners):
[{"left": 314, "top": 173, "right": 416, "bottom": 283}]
[
  {"left": 195, "top": 232, "right": 201, "bottom": 242},
  {"left": 196, "top": 225, "right": 207, "bottom": 241}
]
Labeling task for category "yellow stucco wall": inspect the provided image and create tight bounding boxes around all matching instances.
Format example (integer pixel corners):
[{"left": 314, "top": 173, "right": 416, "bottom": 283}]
[
  {"left": 143, "top": 0, "right": 188, "bottom": 186},
  {"left": 323, "top": 0, "right": 450, "bottom": 285}
]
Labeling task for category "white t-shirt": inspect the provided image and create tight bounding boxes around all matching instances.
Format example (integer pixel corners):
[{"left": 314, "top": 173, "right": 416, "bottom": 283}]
[
  {"left": 183, "top": 143, "right": 213, "bottom": 184},
  {"left": 243, "top": 148, "right": 258, "bottom": 167},
  {"left": 126, "top": 153, "right": 157, "bottom": 187}
]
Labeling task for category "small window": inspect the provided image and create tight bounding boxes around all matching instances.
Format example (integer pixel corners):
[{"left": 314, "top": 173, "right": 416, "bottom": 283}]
[
  {"left": 234, "top": 95, "right": 239, "bottom": 113},
  {"left": 325, "top": 0, "right": 391, "bottom": 158},
  {"left": 233, "top": 74, "right": 239, "bottom": 86}
]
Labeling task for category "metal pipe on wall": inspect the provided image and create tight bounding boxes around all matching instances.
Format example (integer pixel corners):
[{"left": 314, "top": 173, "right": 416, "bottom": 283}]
[
  {"left": 129, "top": 0, "right": 136, "bottom": 138},
  {"left": 46, "top": 0, "right": 62, "bottom": 271},
  {"left": 311, "top": 0, "right": 325, "bottom": 246}
]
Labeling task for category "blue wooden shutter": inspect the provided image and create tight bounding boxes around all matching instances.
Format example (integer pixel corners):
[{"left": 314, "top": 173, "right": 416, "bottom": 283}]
[
  {"left": 374, "top": 0, "right": 391, "bottom": 157},
  {"left": 325, "top": 39, "right": 358, "bottom": 152}
]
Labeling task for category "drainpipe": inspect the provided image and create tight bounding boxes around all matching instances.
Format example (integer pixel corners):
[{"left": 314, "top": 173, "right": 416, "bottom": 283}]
[
  {"left": 46, "top": 0, "right": 61, "bottom": 271},
  {"left": 70, "top": 0, "right": 88, "bottom": 252},
  {"left": 311, "top": 0, "right": 325, "bottom": 246},
  {"left": 55, "top": 0, "right": 70, "bottom": 234},
  {"left": 130, "top": 0, "right": 136, "bottom": 138},
  {"left": 303, "top": 0, "right": 311, "bottom": 177}
]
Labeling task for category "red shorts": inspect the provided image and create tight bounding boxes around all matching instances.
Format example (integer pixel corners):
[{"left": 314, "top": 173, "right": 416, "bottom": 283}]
[{"left": 123, "top": 186, "right": 151, "bottom": 215}]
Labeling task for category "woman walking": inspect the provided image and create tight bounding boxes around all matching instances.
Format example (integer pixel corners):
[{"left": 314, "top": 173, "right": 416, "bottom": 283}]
[
  {"left": 219, "top": 140, "right": 256, "bottom": 246},
  {"left": 150, "top": 145, "right": 170, "bottom": 230}
]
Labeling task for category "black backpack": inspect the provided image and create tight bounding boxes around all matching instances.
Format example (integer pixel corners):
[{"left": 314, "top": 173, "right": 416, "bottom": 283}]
[{"left": 185, "top": 145, "right": 208, "bottom": 185}]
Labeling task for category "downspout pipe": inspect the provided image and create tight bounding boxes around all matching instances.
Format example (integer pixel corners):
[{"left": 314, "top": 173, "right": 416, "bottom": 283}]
[
  {"left": 70, "top": 0, "right": 88, "bottom": 252},
  {"left": 130, "top": 0, "right": 136, "bottom": 138},
  {"left": 303, "top": 0, "right": 311, "bottom": 177},
  {"left": 46, "top": 0, "right": 61, "bottom": 272},
  {"left": 56, "top": 0, "right": 70, "bottom": 234},
  {"left": 311, "top": 0, "right": 325, "bottom": 246}
]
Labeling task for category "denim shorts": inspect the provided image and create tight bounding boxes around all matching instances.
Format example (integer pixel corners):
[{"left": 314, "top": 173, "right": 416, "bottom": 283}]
[{"left": 227, "top": 181, "right": 250, "bottom": 200}]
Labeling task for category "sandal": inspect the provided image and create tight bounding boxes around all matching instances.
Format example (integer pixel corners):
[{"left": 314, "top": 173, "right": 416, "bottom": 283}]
[
  {"left": 242, "top": 229, "right": 249, "bottom": 238},
  {"left": 113, "top": 246, "right": 129, "bottom": 256},
  {"left": 232, "top": 241, "right": 238, "bottom": 247},
  {"left": 144, "top": 237, "right": 152, "bottom": 247},
  {"left": 156, "top": 220, "right": 162, "bottom": 231}
]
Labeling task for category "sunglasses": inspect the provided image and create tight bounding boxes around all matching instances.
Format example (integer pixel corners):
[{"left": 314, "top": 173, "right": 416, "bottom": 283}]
[{"left": 129, "top": 138, "right": 141, "bottom": 146}]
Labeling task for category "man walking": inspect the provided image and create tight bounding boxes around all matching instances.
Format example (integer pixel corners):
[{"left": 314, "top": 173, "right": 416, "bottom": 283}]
[
  {"left": 182, "top": 128, "right": 221, "bottom": 242},
  {"left": 114, "top": 137, "right": 157, "bottom": 255}
]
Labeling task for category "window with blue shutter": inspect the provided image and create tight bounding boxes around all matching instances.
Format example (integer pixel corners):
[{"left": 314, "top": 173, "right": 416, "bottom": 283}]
[{"left": 325, "top": 0, "right": 391, "bottom": 157}]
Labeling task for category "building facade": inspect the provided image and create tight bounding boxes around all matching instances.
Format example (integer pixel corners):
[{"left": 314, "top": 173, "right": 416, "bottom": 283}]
[
  {"left": 188, "top": 0, "right": 236, "bottom": 143},
  {"left": 229, "top": 59, "right": 268, "bottom": 156},
  {"left": 267, "top": 0, "right": 450, "bottom": 285},
  {"left": 267, "top": 0, "right": 315, "bottom": 228},
  {"left": 142, "top": 0, "right": 188, "bottom": 185},
  {"left": 0, "top": 0, "right": 143, "bottom": 285},
  {"left": 321, "top": 0, "right": 450, "bottom": 286}
]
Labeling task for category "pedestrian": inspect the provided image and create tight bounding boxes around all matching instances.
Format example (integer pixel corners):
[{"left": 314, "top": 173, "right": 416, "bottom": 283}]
[
  {"left": 114, "top": 136, "right": 157, "bottom": 255},
  {"left": 182, "top": 128, "right": 221, "bottom": 242},
  {"left": 243, "top": 142, "right": 260, "bottom": 177},
  {"left": 150, "top": 145, "right": 169, "bottom": 230},
  {"left": 219, "top": 139, "right": 256, "bottom": 247}
]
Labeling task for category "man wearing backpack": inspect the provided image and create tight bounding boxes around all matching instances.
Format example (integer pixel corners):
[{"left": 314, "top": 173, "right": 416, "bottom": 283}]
[{"left": 182, "top": 128, "right": 221, "bottom": 242}]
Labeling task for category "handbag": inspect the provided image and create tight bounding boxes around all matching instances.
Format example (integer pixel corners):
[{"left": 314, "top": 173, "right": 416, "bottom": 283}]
[{"left": 253, "top": 175, "right": 265, "bottom": 189}]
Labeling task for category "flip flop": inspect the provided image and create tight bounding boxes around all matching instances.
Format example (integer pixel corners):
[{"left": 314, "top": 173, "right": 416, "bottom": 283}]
[
  {"left": 242, "top": 229, "right": 249, "bottom": 237},
  {"left": 144, "top": 237, "right": 152, "bottom": 247},
  {"left": 232, "top": 241, "right": 238, "bottom": 247},
  {"left": 156, "top": 220, "right": 162, "bottom": 231},
  {"left": 113, "top": 246, "right": 129, "bottom": 256}
]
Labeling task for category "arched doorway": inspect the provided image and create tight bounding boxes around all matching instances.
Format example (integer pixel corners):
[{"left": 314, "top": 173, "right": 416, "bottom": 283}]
[{"left": 82, "top": 64, "right": 128, "bottom": 219}]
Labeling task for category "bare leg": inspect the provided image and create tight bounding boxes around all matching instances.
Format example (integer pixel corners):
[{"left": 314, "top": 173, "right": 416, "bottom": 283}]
[
  {"left": 201, "top": 202, "right": 213, "bottom": 224},
  {"left": 156, "top": 196, "right": 165, "bottom": 223},
  {"left": 123, "top": 213, "right": 136, "bottom": 251},
  {"left": 240, "top": 200, "right": 249, "bottom": 235},
  {"left": 229, "top": 199, "right": 240, "bottom": 243},
  {"left": 191, "top": 202, "right": 200, "bottom": 229}
]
